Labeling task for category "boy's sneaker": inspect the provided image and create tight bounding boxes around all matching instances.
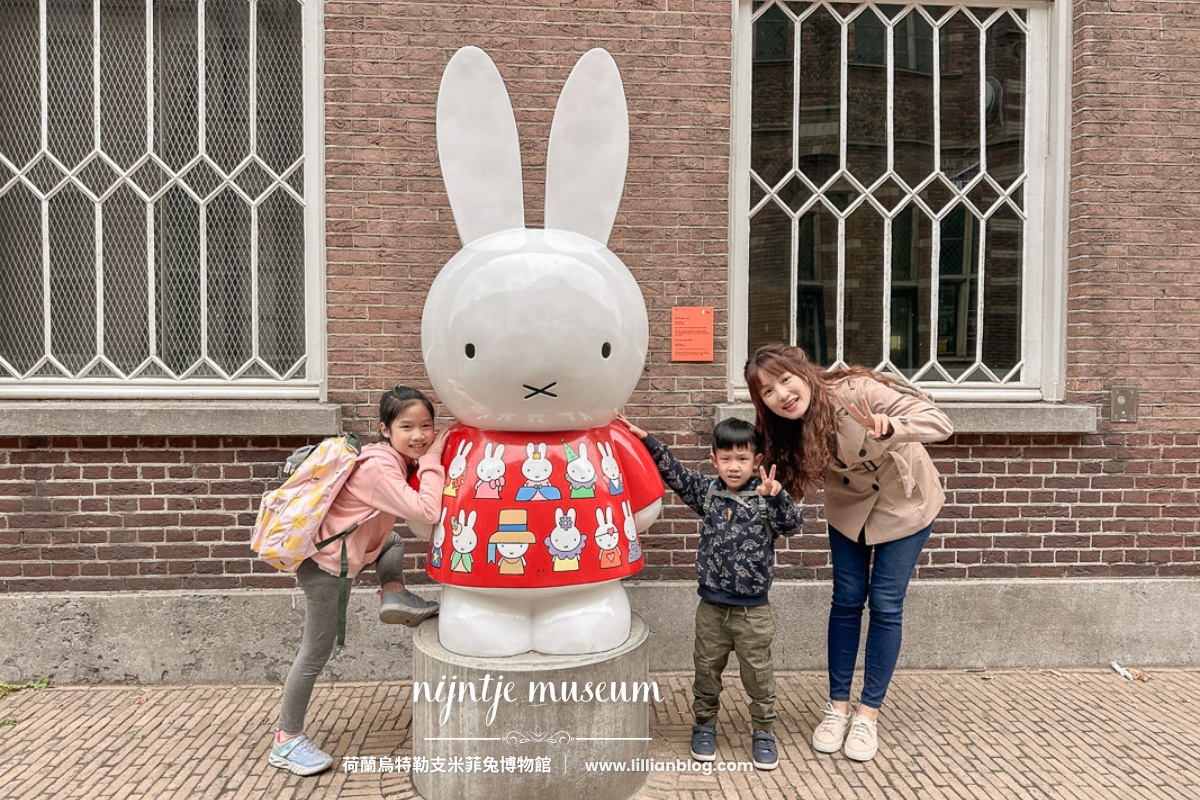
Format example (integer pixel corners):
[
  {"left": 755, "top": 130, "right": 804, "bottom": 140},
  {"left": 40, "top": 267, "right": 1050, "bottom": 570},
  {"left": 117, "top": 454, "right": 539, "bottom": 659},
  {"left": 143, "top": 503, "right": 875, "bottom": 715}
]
[
  {"left": 812, "top": 703, "right": 852, "bottom": 753},
  {"left": 378, "top": 589, "right": 439, "bottom": 627},
  {"left": 751, "top": 730, "right": 779, "bottom": 770},
  {"left": 689, "top": 723, "right": 717, "bottom": 762},
  {"left": 268, "top": 733, "right": 333, "bottom": 776},
  {"left": 843, "top": 715, "right": 879, "bottom": 761}
]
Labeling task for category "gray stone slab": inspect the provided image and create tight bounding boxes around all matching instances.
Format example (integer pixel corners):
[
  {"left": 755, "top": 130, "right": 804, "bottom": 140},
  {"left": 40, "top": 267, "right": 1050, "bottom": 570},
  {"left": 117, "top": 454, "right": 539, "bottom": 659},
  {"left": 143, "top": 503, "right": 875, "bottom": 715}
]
[
  {"left": 0, "top": 401, "right": 341, "bottom": 437},
  {"left": 4, "top": 578, "right": 1197, "bottom": 684},
  {"left": 715, "top": 401, "right": 1098, "bottom": 433}
]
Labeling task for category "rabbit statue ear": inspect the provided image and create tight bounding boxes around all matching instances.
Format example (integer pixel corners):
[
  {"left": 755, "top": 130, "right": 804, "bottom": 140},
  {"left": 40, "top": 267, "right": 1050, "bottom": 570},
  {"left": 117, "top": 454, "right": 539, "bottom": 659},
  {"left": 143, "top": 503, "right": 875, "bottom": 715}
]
[
  {"left": 436, "top": 46, "right": 525, "bottom": 245},
  {"left": 544, "top": 48, "right": 629, "bottom": 246}
]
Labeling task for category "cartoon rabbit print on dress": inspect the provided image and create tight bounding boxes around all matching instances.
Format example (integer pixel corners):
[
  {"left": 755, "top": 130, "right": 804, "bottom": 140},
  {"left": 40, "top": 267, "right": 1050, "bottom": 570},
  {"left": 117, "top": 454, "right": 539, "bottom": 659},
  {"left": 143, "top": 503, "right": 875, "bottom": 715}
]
[{"left": 408, "top": 46, "right": 664, "bottom": 657}]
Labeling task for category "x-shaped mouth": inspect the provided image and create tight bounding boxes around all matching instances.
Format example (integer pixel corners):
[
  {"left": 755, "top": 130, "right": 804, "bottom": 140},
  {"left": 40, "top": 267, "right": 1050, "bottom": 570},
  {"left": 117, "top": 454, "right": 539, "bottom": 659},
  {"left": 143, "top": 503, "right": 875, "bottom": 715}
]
[{"left": 523, "top": 382, "right": 558, "bottom": 399}]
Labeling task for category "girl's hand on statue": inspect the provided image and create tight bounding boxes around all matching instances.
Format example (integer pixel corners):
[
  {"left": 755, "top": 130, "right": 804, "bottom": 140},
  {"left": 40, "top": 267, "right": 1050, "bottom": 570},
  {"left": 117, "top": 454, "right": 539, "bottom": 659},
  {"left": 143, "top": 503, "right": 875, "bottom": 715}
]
[
  {"left": 757, "top": 464, "right": 782, "bottom": 497},
  {"left": 848, "top": 395, "right": 892, "bottom": 439},
  {"left": 428, "top": 428, "right": 452, "bottom": 457},
  {"left": 615, "top": 413, "right": 648, "bottom": 441}
]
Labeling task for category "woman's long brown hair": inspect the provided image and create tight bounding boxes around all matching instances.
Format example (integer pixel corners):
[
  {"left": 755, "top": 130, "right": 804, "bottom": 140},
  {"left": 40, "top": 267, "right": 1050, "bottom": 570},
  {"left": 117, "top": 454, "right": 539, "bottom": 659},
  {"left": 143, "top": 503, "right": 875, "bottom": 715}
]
[{"left": 744, "top": 344, "right": 883, "bottom": 498}]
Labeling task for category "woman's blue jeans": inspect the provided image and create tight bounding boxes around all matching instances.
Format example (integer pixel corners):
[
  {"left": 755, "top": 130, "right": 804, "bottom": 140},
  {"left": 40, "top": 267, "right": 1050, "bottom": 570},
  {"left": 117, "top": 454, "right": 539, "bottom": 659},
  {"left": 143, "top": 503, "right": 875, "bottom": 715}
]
[{"left": 827, "top": 520, "right": 933, "bottom": 709}]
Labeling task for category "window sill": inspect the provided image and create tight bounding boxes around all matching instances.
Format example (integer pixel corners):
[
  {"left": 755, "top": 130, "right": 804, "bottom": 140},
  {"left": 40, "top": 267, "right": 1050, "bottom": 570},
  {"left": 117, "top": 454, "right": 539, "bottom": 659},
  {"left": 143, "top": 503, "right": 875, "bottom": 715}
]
[
  {"left": 0, "top": 401, "right": 342, "bottom": 438},
  {"left": 715, "top": 402, "right": 1098, "bottom": 434}
]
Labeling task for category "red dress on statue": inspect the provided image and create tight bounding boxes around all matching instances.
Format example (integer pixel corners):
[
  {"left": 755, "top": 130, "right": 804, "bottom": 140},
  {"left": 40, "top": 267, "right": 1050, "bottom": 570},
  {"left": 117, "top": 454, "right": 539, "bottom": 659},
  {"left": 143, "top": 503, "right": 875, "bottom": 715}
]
[{"left": 426, "top": 422, "right": 662, "bottom": 589}]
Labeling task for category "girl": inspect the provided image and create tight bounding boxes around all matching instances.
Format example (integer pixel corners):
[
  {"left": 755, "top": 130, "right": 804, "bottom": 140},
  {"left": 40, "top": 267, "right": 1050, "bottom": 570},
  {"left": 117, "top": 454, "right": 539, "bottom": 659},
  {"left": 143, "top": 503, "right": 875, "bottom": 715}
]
[
  {"left": 269, "top": 385, "right": 450, "bottom": 776},
  {"left": 744, "top": 344, "right": 953, "bottom": 762}
]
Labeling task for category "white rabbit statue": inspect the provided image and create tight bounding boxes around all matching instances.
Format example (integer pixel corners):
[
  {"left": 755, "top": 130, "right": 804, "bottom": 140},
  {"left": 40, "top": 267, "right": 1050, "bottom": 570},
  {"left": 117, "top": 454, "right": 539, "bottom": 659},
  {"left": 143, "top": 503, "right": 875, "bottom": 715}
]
[{"left": 410, "top": 46, "right": 663, "bottom": 657}]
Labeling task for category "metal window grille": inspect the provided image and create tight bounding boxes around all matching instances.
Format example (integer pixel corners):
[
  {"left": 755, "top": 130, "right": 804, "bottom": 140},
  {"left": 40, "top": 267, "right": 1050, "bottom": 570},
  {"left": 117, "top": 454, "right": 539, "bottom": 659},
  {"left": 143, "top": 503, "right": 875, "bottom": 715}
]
[
  {"left": 0, "top": 0, "right": 311, "bottom": 396},
  {"left": 744, "top": 0, "right": 1038, "bottom": 392}
]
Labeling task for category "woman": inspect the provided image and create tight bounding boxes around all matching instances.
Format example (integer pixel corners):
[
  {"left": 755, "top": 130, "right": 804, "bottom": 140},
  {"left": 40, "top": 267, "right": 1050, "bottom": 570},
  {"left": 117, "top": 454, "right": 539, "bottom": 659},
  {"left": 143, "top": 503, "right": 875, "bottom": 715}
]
[{"left": 744, "top": 344, "right": 953, "bottom": 762}]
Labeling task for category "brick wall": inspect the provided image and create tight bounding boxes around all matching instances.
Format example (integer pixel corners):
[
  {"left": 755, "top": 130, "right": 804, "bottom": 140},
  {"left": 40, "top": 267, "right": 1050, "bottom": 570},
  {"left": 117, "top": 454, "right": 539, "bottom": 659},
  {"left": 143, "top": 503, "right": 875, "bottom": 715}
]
[
  {"left": 3, "top": 0, "right": 1200, "bottom": 593},
  {"left": 0, "top": 437, "right": 310, "bottom": 591}
]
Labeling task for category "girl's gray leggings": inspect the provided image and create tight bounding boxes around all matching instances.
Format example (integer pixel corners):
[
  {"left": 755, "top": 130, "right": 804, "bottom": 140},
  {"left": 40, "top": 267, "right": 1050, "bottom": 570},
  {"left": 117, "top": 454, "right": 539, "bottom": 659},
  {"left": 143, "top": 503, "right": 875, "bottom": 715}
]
[{"left": 277, "top": 532, "right": 405, "bottom": 734}]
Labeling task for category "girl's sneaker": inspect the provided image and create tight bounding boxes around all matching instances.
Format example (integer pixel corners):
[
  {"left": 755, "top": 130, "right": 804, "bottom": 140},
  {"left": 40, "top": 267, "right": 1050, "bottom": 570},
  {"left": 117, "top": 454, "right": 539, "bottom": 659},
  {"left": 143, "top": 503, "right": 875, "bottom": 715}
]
[
  {"left": 812, "top": 703, "right": 852, "bottom": 753},
  {"left": 378, "top": 589, "right": 439, "bottom": 626},
  {"left": 843, "top": 715, "right": 879, "bottom": 761},
  {"left": 269, "top": 732, "right": 334, "bottom": 776}
]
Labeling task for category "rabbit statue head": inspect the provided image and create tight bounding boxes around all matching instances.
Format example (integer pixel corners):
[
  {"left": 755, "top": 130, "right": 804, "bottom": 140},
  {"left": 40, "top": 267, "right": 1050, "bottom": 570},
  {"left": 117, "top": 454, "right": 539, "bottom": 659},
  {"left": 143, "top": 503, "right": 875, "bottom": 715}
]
[{"left": 422, "top": 46, "right": 647, "bottom": 431}]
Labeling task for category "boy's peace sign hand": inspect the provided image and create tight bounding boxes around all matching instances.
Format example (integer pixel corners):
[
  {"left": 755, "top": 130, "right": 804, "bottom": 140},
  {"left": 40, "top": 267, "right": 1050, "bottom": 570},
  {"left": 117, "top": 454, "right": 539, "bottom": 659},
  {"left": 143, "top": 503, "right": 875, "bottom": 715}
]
[
  {"left": 848, "top": 395, "right": 892, "bottom": 440},
  {"left": 757, "top": 464, "right": 782, "bottom": 497}
]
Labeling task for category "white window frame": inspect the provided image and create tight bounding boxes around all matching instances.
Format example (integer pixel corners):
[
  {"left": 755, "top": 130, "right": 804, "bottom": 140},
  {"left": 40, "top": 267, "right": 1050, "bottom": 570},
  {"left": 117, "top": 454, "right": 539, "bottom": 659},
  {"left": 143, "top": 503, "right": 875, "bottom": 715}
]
[
  {"left": 729, "top": 0, "right": 1071, "bottom": 403},
  {"left": 0, "top": 0, "right": 326, "bottom": 401}
]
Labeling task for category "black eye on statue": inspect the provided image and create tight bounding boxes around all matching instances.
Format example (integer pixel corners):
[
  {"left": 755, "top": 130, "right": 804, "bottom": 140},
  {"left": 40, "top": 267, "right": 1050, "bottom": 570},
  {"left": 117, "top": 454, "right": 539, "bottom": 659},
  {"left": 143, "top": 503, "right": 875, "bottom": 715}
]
[
  {"left": 465, "top": 343, "right": 476, "bottom": 359},
  {"left": 601, "top": 342, "right": 612, "bottom": 359}
]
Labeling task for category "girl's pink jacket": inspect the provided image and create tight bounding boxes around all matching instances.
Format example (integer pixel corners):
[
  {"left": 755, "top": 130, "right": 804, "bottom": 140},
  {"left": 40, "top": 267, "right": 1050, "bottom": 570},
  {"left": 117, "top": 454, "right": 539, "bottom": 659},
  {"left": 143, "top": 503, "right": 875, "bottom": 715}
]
[{"left": 309, "top": 442, "right": 445, "bottom": 579}]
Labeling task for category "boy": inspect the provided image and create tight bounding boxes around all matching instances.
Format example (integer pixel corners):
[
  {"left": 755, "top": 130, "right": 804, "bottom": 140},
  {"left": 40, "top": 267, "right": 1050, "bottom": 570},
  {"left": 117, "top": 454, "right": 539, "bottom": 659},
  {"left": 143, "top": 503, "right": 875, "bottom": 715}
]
[{"left": 619, "top": 416, "right": 802, "bottom": 771}]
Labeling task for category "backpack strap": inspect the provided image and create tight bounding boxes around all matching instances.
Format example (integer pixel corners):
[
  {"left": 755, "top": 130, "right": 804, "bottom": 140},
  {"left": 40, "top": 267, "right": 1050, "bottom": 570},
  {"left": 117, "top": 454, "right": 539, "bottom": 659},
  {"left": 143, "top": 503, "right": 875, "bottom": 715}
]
[
  {"left": 312, "top": 508, "right": 380, "bottom": 647},
  {"left": 702, "top": 479, "right": 720, "bottom": 516}
]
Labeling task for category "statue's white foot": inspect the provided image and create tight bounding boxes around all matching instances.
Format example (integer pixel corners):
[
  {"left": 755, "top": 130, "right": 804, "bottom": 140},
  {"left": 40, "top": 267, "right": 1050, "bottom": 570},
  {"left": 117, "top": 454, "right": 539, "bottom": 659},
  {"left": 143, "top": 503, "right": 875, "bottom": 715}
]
[
  {"left": 436, "top": 587, "right": 533, "bottom": 657},
  {"left": 531, "top": 582, "right": 631, "bottom": 655}
]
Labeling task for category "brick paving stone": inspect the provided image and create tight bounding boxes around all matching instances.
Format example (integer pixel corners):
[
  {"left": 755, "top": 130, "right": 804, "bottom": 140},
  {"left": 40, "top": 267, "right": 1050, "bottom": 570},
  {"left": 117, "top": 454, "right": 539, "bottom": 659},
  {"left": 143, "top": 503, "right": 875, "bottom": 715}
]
[{"left": 1, "top": 670, "right": 1199, "bottom": 799}]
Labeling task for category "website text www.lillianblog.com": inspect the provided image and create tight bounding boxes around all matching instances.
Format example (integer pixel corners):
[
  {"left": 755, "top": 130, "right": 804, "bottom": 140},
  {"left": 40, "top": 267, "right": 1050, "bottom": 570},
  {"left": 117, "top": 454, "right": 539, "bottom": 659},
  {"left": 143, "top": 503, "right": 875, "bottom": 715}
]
[{"left": 585, "top": 758, "right": 755, "bottom": 777}]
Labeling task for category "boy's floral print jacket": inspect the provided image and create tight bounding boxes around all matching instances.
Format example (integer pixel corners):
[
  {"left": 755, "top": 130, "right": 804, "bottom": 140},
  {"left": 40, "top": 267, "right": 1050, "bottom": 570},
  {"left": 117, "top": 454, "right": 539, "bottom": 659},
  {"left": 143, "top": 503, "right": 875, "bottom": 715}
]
[{"left": 642, "top": 435, "right": 802, "bottom": 606}]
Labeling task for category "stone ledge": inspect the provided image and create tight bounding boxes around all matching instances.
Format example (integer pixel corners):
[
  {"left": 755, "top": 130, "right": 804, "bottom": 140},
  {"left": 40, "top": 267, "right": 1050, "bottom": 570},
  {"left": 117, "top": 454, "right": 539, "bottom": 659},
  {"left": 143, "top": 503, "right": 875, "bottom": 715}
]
[
  {"left": 0, "top": 401, "right": 341, "bottom": 437},
  {"left": 716, "top": 402, "right": 1098, "bottom": 434},
  {"left": 2, "top": 579, "right": 1194, "bottom": 684}
]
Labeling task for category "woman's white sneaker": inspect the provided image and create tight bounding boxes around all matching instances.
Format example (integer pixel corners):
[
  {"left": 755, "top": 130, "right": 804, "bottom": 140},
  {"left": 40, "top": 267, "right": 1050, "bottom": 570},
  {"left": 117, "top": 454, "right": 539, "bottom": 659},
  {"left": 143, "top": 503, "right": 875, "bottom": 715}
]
[
  {"left": 843, "top": 715, "right": 878, "bottom": 761},
  {"left": 811, "top": 703, "right": 852, "bottom": 753}
]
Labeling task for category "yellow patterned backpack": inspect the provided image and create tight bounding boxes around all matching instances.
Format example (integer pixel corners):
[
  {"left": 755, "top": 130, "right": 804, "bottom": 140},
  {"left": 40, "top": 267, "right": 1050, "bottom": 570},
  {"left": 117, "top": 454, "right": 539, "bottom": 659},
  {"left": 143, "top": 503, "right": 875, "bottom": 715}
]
[
  {"left": 252, "top": 434, "right": 377, "bottom": 645},
  {"left": 251, "top": 434, "right": 368, "bottom": 571}
]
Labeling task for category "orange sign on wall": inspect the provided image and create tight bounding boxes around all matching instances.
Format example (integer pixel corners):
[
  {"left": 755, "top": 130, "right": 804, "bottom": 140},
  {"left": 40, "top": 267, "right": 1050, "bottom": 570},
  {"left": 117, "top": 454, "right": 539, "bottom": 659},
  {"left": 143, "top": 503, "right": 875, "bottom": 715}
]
[{"left": 671, "top": 306, "right": 714, "bottom": 362}]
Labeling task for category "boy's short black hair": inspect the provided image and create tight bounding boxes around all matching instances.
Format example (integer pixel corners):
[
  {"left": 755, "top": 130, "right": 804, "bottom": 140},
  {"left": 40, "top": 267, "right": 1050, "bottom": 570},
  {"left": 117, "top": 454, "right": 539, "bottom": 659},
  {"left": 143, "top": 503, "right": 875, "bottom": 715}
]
[{"left": 711, "top": 418, "right": 761, "bottom": 454}]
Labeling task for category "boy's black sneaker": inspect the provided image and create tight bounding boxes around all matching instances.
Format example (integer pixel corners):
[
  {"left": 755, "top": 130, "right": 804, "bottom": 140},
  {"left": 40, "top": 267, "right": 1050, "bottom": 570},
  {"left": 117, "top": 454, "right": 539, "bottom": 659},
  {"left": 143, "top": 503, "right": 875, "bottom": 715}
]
[
  {"left": 752, "top": 730, "right": 779, "bottom": 770},
  {"left": 689, "top": 723, "right": 717, "bottom": 762}
]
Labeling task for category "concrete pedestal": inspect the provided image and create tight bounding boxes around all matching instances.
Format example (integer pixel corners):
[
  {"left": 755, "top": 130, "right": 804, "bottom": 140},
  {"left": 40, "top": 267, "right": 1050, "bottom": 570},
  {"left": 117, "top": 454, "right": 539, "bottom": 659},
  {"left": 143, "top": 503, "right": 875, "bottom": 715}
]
[{"left": 412, "top": 613, "right": 653, "bottom": 800}]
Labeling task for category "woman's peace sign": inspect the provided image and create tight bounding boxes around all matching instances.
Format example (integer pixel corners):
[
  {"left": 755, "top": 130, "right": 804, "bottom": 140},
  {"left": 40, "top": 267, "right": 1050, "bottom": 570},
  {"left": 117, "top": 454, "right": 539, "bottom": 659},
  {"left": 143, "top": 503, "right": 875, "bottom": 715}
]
[{"left": 848, "top": 395, "right": 892, "bottom": 440}]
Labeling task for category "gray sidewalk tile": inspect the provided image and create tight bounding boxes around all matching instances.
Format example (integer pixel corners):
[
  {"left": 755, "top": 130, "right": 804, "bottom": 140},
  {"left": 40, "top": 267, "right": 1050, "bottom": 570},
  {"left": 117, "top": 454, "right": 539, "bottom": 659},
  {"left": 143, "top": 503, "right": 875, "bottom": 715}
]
[{"left": 0, "top": 670, "right": 1196, "bottom": 799}]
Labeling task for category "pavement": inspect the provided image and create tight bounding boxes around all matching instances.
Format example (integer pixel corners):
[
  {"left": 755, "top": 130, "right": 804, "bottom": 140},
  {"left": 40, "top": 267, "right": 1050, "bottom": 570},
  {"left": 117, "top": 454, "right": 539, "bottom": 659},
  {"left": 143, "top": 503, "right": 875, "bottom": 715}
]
[{"left": 1, "top": 668, "right": 1197, "bottom": 799}]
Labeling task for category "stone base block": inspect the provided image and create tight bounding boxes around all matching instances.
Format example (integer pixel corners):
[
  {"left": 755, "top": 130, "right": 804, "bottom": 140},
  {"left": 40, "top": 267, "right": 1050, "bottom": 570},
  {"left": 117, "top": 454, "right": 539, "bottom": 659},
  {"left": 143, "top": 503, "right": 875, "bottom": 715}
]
[{"left": 412, "top": 613, "right": 653, "bottom": 800}]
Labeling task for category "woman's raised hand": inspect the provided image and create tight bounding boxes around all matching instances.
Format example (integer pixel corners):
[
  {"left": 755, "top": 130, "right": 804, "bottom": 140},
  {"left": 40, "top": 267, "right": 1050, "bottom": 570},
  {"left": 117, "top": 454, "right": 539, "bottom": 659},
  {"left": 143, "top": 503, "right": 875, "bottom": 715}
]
[{"left": 848, "top": 395, "right": 892, "bottom": 440}]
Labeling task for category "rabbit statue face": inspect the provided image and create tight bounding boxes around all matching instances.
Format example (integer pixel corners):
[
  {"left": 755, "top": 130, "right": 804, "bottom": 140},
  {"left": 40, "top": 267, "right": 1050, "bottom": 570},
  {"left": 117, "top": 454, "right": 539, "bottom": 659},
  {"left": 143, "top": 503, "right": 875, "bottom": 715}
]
[
  {"left": 452, "top": 513, "right": 477, "bottom": 554},
  {"left": 434, "top": 509, "right": 447, "bottom": 548},
  {"left": 550, "top": 508, "right": 582, "bottom": 552},
  {"left": 423, "top": 228, "right": 646, "bottom": 430},
  {"left": 475, "top": 443, "right": 505, "bottom": 482},
  {"left": 565, "top": 443, "right": 597, "bottom": 485}
]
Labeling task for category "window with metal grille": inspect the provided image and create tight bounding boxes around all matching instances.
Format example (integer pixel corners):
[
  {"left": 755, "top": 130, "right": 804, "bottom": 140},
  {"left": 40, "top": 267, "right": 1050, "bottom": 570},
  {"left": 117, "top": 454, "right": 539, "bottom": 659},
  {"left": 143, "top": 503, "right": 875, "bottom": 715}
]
[
  {"left": 0, "top": 0, "right": 318, "bottom": 398},
  {"left": 733, "top": 0, "right": 1066, "bottom": 401}
]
